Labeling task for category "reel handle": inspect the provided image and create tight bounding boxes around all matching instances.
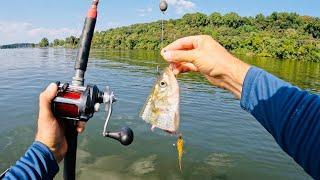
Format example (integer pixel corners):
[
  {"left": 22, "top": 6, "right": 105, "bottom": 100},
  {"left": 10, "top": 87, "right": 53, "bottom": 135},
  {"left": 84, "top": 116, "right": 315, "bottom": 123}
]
[{"left": 103, "top": 127, "right": 134, "bottom": 146}]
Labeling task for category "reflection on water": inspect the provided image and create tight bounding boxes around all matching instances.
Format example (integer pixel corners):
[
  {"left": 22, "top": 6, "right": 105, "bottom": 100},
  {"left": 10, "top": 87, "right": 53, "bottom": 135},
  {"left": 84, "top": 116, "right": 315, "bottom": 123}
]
[
  {"left": 241, "top": 55, "right": 320, "bottom": 93},
  {"left": 90, "top": 50, "right": 320, "bottom": 93},
  {"left": 205, "top": 153, "right": 234, "bottom": 169},
  {"left": 0, "top": 48, "right": 318, "bottom": 179},
  {"left": 129, "top": 155, "right": 157, "bottom": 175}
]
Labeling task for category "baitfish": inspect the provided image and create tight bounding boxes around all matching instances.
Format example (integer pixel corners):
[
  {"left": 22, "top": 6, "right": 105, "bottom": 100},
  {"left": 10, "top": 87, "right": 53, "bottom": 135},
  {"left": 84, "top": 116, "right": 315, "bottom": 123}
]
[
  {"left": 177, "top": 134, "right": 184, "bottom": 172},
  {"left": 140, "top": 67, "right": 180, "bottom": 133}
]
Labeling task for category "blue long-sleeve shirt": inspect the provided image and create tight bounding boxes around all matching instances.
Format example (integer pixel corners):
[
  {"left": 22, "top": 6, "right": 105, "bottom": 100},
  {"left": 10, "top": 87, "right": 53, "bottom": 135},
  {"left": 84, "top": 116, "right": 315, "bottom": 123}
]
[
  {"left": 2, "top": 142, "right": 59, "bottom": 180},
  {"left": 241, "top": 67, "right": 320, "bottom": 179},
  {"left": 1, "top": 66, "right": 319, "bottom": 179}
]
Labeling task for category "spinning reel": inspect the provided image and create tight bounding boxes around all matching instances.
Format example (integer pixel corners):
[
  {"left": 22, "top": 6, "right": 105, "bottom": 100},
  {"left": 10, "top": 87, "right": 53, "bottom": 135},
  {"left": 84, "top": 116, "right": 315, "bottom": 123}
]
[{"left": 52, "top": 83, "right": 134, "bottom": 146}]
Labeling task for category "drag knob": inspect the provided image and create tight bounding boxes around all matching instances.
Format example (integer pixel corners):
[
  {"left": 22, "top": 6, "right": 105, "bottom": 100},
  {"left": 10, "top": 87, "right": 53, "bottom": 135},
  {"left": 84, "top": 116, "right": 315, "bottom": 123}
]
[{"left": 104, "top": 127, "right": 134, "bottom": 146}]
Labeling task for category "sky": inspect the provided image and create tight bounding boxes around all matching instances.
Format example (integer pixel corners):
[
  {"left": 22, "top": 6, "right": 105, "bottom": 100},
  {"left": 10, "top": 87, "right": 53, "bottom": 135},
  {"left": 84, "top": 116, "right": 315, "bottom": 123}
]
[{"left": 0, "top": 0, "right": 319, "bottom": 44}]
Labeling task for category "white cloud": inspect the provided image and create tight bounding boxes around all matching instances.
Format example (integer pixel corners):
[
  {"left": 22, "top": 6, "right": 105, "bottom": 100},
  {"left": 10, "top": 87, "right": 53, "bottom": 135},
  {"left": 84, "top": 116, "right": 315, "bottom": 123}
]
[
  {"left": 137, "top": 7, "right": 153, "bottom": 17},
  {"left": 166, "top": 0, "right": 196, "bottom": 14},
  {"left": 0, "top": 21, "right": 80, "bottom": 44}
]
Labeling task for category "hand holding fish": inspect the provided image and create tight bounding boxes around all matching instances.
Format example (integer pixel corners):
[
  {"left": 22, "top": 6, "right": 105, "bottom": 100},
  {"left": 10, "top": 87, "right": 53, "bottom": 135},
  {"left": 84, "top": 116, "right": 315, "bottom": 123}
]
[{"left": 161, "top": 35, "right": 250, "bottom": 99}]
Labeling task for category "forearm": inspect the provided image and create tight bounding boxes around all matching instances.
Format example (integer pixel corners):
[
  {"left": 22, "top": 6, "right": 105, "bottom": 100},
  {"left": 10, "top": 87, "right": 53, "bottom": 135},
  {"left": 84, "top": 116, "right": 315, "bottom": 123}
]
[
  {"left": 240, "top": 66, "right": 320, "bottom": 179},
  {"left": 219, "top": 57, "right": 250, "bottom": 99},
  {"left": 3, "top": 142, "right": 59, "bottom": 179}
]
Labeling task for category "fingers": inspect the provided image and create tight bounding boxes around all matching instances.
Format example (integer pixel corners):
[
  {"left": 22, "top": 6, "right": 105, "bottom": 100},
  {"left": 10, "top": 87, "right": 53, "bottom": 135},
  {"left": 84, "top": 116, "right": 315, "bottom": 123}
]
[
  {"left": 169, "top": 63, "right": 180, "bottom": 75},
  {"left": 77, "top": 121, "right": 86, "bottom": 133},
  {"left": 39, "top": 83, "right": 58, "bottom": 108},
  {"left": 177, "top": 62, "right": 198, "bottom": 73},
  {"left": 39, "top": 83, "right": 58, "bottom": 117},
  {"left": 170, "top": 62, "right": 198, "bottom": 75},
  {"left": 162, "top": 36, "right": 199, "bottom": 51},
  {"left": 162, "top": 49, "right": 198, "bottom": 63}
]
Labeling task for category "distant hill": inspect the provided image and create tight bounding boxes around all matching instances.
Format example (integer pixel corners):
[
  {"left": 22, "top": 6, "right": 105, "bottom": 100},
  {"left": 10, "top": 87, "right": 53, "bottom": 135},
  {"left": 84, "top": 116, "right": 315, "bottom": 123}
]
[
  {"left": 53, "top": 12, "right": 320, "bottom": 62},
  {"left": 0, "top": 43, "right": 36, "bottom": 49}
]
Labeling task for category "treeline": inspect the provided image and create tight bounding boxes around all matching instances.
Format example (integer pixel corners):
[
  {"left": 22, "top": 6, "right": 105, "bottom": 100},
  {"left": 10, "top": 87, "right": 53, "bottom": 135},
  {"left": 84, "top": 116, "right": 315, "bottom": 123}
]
[
  {"left": 55, "top": 12, "right": 320, "bottom": 62},
  {"left": 0, "top": 43, "right": 36, "bottom": 49},
  {"left": 49, "top": 36, "right": 80, "bottom": 48}
]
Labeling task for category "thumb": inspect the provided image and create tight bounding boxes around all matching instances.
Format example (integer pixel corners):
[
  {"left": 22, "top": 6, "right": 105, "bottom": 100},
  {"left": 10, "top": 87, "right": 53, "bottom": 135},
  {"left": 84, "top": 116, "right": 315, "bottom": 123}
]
[
  {"left": 162, "top": 49, "right": 198, "bottom": 63},
  {"left": 39, "top": 83, "right": 58, "bottom": 115}
]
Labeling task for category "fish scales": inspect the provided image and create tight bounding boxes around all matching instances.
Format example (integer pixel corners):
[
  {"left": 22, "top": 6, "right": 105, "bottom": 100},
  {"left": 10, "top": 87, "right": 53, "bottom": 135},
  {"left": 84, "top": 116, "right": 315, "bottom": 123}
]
[{"left": 140, "top": 67, "right": 180, "bottom": 133}]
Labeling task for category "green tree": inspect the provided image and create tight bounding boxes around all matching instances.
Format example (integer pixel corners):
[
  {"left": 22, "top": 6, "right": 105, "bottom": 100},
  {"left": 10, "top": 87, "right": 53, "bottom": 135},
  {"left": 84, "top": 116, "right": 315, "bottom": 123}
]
[
  {"left": 253, "top": 14, "right": 269, "bottom": 30},
  {"left": 304, "top": 19, "right": 320, "bottom": 38},
  {"left": 182, "top": 13, "right": 209, "bottom": 27},
  {"left": 223, "top": 12, "right": 244, "bottom": 28},
  {"left": 268, "top": 12, "right": 302, "bottom": 29},
  {"left": 209, "top": 12, "right": 223, "bottom": 27},
  {"left": 64, "top": 36, "right": 79, "bottom": 47},
  {"left": 39, "top": 38, "right": 49, "bottom": 48}
]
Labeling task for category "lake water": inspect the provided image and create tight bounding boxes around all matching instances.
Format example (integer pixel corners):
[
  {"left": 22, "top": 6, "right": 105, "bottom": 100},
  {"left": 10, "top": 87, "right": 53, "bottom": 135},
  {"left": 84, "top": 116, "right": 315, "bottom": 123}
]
[{"left": 0, "top": 48, "right": 319, "bottom": 179}]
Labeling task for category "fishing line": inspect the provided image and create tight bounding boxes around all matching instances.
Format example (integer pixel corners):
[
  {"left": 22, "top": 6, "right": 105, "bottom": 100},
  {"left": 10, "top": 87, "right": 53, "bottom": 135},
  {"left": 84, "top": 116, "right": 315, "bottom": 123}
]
[
  {"left": 159, "top": 0, "right": 168, "bottom": 49},
  {"left": 158, "top": 0, "right": 168, "bottom": 66},
  {"left": 161, "top": 16, "right": 164, "bottom": 49}
]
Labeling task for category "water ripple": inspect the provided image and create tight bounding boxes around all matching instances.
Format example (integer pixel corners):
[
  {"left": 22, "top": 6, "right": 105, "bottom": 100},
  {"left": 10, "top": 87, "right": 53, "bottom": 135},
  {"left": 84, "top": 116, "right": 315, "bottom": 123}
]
[{"left": 0, "top": 49, "right": 315, "bottom": 179}]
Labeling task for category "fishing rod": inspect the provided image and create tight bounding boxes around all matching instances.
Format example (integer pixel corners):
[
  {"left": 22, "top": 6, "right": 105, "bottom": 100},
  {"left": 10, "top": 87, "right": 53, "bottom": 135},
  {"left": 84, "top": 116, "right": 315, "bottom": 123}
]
[{"left": 52, "top": 1, "right": 134, "bottom": 179}]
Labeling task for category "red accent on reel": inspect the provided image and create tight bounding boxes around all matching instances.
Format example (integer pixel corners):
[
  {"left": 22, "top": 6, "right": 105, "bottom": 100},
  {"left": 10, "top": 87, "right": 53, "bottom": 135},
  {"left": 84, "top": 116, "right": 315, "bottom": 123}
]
[{"left": 55, "top": 92, "right": 81, "bottom": 119}]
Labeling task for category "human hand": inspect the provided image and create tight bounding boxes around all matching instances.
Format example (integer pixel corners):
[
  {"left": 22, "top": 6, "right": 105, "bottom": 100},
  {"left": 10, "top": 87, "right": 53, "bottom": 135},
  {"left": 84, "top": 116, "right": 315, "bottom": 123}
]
[
  {"left": 161, "top": 35, "right": 250, "bottom": 99},
  {"left": 35, "top": 83, "right": 86, "bottom": 162}
]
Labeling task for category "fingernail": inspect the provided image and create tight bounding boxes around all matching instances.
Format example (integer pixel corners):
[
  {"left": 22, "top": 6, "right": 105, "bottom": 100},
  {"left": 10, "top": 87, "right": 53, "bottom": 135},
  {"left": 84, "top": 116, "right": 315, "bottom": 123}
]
[
  {"left": 163, "top": 51, "right": 172, "bottom": 61},
  {"left": 47, "top": 83, "right": 55, "bottom": 89},
  {"left": 46, "top": 83, "right": 58, "bottom": 92},
  {"left": 161, "top": 49, "right": 166, "bottom": 55}
]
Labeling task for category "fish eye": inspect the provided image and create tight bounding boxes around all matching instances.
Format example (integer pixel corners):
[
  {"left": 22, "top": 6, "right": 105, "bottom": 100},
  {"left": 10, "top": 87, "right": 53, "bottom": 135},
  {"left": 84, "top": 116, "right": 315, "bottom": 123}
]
[{"left": 160, "top": 81, "right": 167, "bottom": 88}]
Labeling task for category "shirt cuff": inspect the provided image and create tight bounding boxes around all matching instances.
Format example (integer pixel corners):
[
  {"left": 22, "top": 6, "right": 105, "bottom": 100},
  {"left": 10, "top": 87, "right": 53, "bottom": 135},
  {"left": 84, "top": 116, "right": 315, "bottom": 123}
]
[
  {"left": 240, "top": 66, "right": 264, "bottom": 113},
  {"left": 32, "top": 141, "right": 59, "bottom": 177}
]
